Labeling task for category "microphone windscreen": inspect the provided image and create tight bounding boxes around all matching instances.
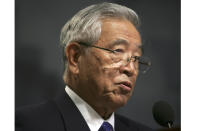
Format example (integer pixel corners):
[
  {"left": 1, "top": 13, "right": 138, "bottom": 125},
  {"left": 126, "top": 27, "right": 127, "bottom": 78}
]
[{"left": 152, "top": 101, "right": 175, "bottom": 127}]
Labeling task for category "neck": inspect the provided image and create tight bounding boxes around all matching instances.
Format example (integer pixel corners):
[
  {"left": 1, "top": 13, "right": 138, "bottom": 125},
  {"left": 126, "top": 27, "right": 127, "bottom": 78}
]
[
  {"left": 75, "top": 88, "right": 115, "bottom": 119},
  {"left": 92, "top": 105, "right": 114, "bottom": 120},
  {"left": 65, "top": 74, "right": 115, "bottom": 120}
]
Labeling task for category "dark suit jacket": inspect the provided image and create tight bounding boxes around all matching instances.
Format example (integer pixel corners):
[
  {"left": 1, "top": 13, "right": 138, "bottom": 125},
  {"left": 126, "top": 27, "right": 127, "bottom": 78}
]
[{"left": 16, "top": 91, "right": 153, "bottom": 131}]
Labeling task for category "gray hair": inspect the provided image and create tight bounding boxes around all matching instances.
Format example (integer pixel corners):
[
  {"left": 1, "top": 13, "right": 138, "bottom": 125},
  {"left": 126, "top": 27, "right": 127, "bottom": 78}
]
[{"left": 60, "top": 2, "right": 140, "bottom": 69}]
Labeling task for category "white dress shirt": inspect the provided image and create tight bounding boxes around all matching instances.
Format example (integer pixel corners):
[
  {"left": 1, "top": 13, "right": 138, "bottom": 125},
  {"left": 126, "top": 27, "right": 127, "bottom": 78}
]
[{"left": 65, "top": 86, "right": 115, "bottom": 131}]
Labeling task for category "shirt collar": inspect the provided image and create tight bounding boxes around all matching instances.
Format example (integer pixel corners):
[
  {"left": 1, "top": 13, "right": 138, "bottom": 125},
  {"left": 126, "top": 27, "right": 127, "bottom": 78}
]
[{"left": 65, "top": 86, "right": 115, "bottom": 131}]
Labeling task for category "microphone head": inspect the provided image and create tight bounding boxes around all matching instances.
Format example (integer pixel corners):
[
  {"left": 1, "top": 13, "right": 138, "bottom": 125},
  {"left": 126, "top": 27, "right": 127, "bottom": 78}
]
[{"left": 152, "top": 101, "right": 175, "bottom": 127}]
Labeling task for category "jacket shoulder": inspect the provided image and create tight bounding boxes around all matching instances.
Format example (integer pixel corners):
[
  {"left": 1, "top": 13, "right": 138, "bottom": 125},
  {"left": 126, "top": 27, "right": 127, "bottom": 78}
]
[
  {"left": 15, "top": 101, "right": 65, "bottom": 131},
  {"left": 115, "top": 114, "right": 154, "bottom": 131}
]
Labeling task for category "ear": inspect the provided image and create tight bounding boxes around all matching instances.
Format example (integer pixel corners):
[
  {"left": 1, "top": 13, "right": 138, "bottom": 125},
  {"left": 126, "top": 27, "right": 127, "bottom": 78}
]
[{"left": 65, "top": 42, "right": 82, "bottom": 74}]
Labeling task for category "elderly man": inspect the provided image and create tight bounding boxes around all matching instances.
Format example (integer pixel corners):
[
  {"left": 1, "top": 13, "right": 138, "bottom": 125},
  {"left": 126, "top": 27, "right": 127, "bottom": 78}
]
[{"left": 16, "top": 2, "right": 152, "bottom": 131}]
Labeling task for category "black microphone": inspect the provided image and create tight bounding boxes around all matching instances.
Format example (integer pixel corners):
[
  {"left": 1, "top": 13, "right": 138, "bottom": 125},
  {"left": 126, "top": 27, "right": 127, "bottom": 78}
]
[{"left": 152, "top": 101, "right": 175, "bottom": 128}]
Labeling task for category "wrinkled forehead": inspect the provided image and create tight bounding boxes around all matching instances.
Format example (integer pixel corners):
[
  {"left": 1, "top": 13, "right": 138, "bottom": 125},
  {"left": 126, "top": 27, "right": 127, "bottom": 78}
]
[
  {"left": 108, "top": 39, "right": 142, "bottom": 48},
  {"left": 98, "top": 18, "right": 142, "bottom": 48}
]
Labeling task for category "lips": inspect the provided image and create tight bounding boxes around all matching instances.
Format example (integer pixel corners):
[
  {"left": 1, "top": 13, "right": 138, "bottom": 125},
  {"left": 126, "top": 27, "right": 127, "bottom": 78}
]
[{"left": 117, "top": 81, "right": 132, "bottom": 91}]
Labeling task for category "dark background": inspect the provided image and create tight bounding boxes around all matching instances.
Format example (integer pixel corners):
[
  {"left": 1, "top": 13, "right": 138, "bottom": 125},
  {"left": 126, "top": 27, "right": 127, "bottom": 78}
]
[{"left": 15, "top": 0, "right": 180, "bottom": 129}]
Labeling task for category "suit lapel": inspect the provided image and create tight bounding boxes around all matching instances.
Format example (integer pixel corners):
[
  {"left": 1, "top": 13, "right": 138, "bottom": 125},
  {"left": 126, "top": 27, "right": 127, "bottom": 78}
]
[
  {"left": 53, "top": 91, "right": 91, "bottom": 131},
  {"left": 115, "top": 114, "right": 139, "bottom": 131}
]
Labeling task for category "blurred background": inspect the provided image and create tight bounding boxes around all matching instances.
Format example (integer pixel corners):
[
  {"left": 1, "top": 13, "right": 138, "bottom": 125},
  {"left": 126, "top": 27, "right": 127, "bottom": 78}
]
[{"left": 15, "top": 0, "right": 180, "bottom": 129}]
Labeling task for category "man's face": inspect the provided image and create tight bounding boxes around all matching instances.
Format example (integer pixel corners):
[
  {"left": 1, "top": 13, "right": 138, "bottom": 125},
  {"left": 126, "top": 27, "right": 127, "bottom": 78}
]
[{"left": 77, "top": 18, "right": 142, "bottom": 110}]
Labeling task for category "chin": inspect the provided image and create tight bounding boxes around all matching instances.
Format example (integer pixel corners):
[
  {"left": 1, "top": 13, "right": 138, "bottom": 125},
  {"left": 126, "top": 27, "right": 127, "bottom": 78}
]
[{"left": 108, "top": 95, "right": 130, "bottom": 109}]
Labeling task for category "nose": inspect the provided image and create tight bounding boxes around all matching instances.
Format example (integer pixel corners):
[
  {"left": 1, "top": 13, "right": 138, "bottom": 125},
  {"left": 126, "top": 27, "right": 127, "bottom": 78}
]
[{"left": 119, "top": 60, "right": 137, "bottom": 77}]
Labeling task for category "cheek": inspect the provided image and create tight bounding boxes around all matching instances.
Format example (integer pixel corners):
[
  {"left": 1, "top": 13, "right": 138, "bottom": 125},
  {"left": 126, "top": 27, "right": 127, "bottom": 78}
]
[
  {"left": 85, "top": 52, "right": 121, "bottom": 90},
  {"left": 101, "top": 62, "right": 122, "bottom": 83},
  {"left": 91, "top": 53, "right": 118, "bottom": 77}
]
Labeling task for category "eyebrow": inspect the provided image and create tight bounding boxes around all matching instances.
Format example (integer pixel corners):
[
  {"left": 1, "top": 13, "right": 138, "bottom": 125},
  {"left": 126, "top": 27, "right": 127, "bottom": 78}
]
[{"left": 108, "top": 39, "right": 142, "bottom": 49}]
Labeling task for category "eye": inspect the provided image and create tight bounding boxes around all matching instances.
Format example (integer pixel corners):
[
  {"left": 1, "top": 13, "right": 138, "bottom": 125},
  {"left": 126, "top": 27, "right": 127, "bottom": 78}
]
[
  {"left": 135, "top": 56, "right": 140, "bottom": 61},
  {"left": 130, "top": 56, "right": 139, "bottom": 62},
  {"left": 113, "top": 48, "right": 124, "bottom": 53}
]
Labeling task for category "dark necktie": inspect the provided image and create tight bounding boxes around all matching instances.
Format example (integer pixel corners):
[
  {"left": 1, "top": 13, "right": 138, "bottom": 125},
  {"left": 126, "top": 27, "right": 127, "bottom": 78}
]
[{"left": 98, "top": 122, "right": 114, "bottom": 131}]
